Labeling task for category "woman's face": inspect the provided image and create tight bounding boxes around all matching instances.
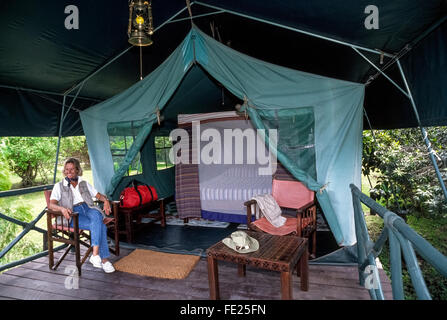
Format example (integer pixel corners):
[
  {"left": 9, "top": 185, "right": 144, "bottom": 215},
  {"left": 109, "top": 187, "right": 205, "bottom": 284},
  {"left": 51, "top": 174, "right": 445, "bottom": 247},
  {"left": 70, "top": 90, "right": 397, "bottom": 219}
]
[{"left": 64, "top": 163, "right": 78, "bottom": 179}]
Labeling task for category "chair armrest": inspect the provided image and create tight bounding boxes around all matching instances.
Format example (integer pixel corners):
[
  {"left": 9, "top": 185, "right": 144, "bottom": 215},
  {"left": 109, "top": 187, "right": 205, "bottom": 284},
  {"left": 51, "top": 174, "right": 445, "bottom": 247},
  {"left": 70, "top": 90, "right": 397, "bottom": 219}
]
[
  {"left": 244, "top": 199, "right": 259, "bottom": 226},
  {"left": 244, "top": 199, "right": 257, "bottom": 206},
  {"left": 46, "top": 208, "right": 78, "bottom": 218},
  {"left": 46, "top": 209, "right": 80, "bottom": 233},
  {"left": 295, "top": 202, "right": 316, "bottom": 214},
  {"left": 110, "top": 200, "right": 119, "bottom": 221}
]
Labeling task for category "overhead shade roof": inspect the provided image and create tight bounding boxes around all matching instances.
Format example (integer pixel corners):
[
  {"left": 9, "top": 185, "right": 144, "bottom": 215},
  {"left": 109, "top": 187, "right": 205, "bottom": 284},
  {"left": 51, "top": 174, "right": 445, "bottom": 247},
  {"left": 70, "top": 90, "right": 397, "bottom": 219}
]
[{"left": 0, "top": 0, "right": 446, "bottom": 135}]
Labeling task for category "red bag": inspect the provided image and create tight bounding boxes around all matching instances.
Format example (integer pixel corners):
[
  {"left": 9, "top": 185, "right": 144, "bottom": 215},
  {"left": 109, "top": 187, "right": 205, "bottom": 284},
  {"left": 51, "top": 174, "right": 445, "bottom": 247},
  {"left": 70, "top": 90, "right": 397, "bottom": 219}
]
[{"left": 119, "top": 180, "right": 158, "bottom": 208}]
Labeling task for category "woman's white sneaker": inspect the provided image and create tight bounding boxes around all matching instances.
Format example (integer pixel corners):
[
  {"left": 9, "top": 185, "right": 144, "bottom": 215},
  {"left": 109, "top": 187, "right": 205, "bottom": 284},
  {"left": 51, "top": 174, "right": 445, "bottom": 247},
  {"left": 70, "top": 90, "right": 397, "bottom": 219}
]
[
  {"left": 102, "top": 261, "right": 115, "bottom": 273},
  {"left": 89, "top": 254, "right": 102, "bottom": 268}
]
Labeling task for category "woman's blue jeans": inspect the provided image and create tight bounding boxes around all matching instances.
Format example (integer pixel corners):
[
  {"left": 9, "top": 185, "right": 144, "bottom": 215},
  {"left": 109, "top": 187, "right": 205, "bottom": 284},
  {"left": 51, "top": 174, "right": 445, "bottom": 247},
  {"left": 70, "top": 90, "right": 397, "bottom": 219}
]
[{"left": 70, "top": 203, "right": 110, "bottom": 259}]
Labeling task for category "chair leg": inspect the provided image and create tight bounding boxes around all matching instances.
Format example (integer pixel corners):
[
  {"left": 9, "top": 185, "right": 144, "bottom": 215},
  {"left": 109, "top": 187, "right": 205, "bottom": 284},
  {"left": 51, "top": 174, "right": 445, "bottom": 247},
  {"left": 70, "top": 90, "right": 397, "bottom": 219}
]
[
  {"left": 46, "top": 212, "right": 54, "bottom": 270},
  {"left": 80, "top": 245, "right": 92, "bottom": 262},
  {"left": 48, "top": 239, "right": 54, "bottom": 270},
  {"left": 74, "top": 240, "right": 81, "bottom": 276},
  {"left": 311, "top": 231, "right": 317, "bottom": 259},
  {"left": 114, "top": 222, "right": 120, "bottom": 256},
  {"left": 53, "top": 245, "right": 73, "bottom": 271},
  {"left": 47, "top": 231, "right": 54, "bottom": 270}
]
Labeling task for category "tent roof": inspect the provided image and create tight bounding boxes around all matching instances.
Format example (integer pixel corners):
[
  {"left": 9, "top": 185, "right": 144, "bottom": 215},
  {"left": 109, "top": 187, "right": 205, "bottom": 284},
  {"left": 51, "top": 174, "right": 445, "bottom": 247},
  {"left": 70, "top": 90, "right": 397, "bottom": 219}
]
[{"left": 0, "top": 1, "right": 446, "bottom": 136}]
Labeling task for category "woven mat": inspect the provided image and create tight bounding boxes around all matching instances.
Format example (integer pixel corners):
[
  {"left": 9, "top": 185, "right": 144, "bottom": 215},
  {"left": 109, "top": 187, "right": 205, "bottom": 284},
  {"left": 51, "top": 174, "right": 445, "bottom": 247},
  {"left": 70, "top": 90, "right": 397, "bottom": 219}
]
[{"left": 114, "top": 249, "right": 200, "bottom": 279}]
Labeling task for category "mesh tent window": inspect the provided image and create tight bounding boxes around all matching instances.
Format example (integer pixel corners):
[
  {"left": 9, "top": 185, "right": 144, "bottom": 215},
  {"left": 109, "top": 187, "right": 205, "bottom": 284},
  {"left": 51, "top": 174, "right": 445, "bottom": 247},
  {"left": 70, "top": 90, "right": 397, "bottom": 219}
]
[
  {"left": 107, "top": 120, "right": 144, "bottom": 176},
  {"left": 155, "top": 136, "right": 174, "bottom": 171}
]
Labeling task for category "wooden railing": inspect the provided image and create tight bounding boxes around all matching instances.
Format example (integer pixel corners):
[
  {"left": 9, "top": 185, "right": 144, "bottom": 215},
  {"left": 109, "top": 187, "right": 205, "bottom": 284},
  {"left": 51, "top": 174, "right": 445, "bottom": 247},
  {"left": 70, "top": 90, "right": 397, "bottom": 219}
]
[
  {"left": 350, "top": 184, "right": 447, "bottom": 300},
  {"left": 0, "top": 185, "right": 66, "bottom": 273}
]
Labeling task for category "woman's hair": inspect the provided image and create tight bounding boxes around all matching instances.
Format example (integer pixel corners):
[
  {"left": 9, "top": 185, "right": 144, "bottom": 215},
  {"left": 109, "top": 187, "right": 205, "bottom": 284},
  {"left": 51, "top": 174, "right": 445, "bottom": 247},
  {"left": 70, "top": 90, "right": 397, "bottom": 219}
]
[{"left": 62, "top": 157, "right": 83, "bottom": 176}]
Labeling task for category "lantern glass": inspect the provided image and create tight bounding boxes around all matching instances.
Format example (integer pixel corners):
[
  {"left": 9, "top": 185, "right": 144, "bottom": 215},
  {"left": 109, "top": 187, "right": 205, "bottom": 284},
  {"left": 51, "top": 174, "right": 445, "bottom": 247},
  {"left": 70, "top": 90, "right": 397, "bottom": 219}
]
[{"left": 128, "top": 0, "right": 154, "bottom": 46}]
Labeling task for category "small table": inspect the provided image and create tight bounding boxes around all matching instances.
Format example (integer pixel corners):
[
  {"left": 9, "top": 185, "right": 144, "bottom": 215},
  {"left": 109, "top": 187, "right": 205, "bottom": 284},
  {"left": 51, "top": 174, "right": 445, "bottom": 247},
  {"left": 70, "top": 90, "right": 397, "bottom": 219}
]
[{"left": 206, "top": 231, "right": 308, "bottom": 300}]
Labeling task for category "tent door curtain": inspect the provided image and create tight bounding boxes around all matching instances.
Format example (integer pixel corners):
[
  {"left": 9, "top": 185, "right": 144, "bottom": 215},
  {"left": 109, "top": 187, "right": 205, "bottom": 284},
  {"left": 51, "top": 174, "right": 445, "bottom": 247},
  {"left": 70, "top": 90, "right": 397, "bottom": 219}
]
[{"left": 244, "top": 105, "right": 345, "bottom": 245}]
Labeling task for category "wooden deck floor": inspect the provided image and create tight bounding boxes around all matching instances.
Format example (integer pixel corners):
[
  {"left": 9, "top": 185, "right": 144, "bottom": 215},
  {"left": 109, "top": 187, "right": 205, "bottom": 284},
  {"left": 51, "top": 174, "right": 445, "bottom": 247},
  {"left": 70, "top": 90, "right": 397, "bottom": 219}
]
[{"left": 0, "top": 247, "right": 392, "bottom": 300}]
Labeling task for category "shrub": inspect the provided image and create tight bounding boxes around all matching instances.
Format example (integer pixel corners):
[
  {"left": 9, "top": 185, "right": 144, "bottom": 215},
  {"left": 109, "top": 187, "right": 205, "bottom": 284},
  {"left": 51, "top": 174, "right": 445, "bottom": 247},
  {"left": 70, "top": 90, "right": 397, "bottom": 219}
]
[
  {"left": 0, "top": 200, "right": 40, "bottom": 266},
  {"left": 0, "top": 143, "right": 12, "bottom": 191},
  {"left": 2, "top": 137, "right": 57, "bottom": 187},
  {"left": 363, "top": 127, "right": 447, "bottom": 218}
]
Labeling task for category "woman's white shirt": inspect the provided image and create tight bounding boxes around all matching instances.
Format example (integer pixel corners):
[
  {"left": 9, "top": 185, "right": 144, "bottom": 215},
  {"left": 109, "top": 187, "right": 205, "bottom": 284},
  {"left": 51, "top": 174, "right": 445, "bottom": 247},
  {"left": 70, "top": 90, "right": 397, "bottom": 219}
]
[{"left": 50, "top": 176, "right": 98, "bottom": 204}]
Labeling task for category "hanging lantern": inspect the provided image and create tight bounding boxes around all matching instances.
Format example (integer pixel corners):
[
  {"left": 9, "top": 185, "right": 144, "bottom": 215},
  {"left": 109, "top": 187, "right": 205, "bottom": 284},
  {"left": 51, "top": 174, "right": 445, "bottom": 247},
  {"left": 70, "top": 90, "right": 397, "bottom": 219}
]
[{"left": 128, "top": 0, "right": 154, "bottom": 46}]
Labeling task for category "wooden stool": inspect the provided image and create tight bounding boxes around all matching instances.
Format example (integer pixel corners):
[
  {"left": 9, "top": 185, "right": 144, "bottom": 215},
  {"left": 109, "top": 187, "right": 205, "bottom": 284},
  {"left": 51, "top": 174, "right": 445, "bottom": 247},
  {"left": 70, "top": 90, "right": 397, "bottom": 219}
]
[{"left": 118, "top": 198, "right": 165, "bottom": 243}]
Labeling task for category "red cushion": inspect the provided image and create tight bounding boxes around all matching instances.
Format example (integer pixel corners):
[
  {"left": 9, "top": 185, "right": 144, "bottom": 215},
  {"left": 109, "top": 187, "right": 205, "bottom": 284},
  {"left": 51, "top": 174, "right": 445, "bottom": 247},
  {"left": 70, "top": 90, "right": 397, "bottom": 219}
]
[{"left": 253, "top": 217, "right": 298, "bottom": 236}]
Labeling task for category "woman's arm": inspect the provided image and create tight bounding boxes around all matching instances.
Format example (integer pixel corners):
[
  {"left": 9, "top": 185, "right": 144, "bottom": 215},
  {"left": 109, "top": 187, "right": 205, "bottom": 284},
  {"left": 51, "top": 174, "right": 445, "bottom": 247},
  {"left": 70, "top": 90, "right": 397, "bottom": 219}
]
[
  {"left": 49, "top": 199, "right": 72, "bottom": 220},
  {"left": 96, "top": 193, "right": 112, "bottom": 215}
]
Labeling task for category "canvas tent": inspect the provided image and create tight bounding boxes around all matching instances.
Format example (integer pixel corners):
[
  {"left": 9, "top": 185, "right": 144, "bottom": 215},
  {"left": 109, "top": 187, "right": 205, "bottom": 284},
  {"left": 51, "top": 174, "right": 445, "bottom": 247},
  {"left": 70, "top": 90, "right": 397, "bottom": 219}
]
[
  {"left": 0, "top": 1, "right": 446, "bottom": 248},
  {"left": 80, "top": 27, "right": 363, "bottom": 246}
]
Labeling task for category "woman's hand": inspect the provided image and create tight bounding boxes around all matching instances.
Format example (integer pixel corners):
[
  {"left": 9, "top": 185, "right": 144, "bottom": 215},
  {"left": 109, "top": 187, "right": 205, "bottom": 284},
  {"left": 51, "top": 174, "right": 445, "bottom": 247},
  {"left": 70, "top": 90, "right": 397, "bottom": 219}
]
[
  {"left": 60, "top": 207, "right": 72, "bottom": 220},
  {"left": 103, "top": 200, "right": 112, "bottom": 215}
]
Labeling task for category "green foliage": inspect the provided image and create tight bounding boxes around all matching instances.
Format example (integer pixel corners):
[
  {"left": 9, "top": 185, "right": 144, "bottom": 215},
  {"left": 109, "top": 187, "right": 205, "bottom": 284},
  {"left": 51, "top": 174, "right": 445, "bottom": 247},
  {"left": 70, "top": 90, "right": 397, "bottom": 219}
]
[
  {"left": 363, "top": 127, "right": 447, "bottom": 218},
  {"left": 109, "top": 135, "right": 142, "bottom": 174},
  {"left": 0, "top": 141, "right": 12, "bottom": 191},
  {"left": 0, "top": 136, "right": 89, "bottom": 187},
  {"left": 60, "top": 136, "right": 90, "bottom": 168},
  {"left": 0, "top": 200, "right": 40, "bottom": 266},
  {"left": 155, "top": 136, "right": 173, "bottom": 170},
  {"left": 1, "top": 137, "right": 57, "bottom": 187}
]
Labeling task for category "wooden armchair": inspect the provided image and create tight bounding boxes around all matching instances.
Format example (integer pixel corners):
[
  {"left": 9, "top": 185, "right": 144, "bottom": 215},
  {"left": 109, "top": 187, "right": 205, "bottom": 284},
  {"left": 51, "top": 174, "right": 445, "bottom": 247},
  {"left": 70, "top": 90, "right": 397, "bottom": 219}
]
[
  {"left": 244, "top": 179, "right": 317, "bottom": 258},
  {"left": 44, "top": 190, "right": 120, "bottom": 276}
]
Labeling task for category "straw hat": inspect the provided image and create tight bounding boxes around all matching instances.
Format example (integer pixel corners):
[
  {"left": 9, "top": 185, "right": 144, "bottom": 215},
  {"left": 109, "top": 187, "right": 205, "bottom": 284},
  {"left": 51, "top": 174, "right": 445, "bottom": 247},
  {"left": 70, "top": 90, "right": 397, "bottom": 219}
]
[{"left": 222, "top": 231, "right": 259, "bottom": 253}]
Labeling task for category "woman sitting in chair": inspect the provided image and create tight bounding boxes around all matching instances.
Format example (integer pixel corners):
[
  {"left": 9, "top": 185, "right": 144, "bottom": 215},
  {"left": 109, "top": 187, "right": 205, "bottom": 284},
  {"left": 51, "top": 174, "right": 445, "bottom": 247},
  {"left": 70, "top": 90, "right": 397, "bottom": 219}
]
[{"left": 49, "top": 157, "right": 115, "bottom": 273}]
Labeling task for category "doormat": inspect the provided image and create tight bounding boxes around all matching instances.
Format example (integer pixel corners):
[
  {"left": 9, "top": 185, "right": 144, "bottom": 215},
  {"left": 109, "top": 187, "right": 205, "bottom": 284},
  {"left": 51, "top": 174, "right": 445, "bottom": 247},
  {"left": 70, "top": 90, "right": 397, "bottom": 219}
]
[{"left": 114, "top": 249, "right": 200, "bottom": 279}]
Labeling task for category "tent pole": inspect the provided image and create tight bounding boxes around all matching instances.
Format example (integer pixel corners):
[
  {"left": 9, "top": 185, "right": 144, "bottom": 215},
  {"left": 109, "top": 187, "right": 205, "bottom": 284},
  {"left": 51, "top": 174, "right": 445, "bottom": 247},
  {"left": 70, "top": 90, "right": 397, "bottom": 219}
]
[
  {"left": 0, "top": 84, "right": 101, "bottom": 103},
  {"left": 395, "top": 60, "right": 447, "bottom": 202},
  {"left": 194, "top": 1, "right": 393, "bottom": 58},
  {"left": 351, "top": 46, "right": 409, "bottom": 98},
  {"left": 366, "top": 16, "right": 447, "bottom": 85},
  {"left": 53, "top": 95, "right": 66, "bottom": 184},
  {"left": 167, "top": 10, "right": 224, "bottom": 24}
]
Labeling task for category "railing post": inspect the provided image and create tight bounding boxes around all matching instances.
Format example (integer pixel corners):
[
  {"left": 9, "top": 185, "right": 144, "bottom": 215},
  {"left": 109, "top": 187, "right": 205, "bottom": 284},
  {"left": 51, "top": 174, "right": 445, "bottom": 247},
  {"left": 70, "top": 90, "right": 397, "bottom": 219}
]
[
  {"left": 393, "top": 231, "right": 432, "bottom": 300},
  {"left": 350, "top": 183, "right": 447, "bottom": 300},
  {"left": 387, "top": 227, "right": 404, "bottom": 299}
]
